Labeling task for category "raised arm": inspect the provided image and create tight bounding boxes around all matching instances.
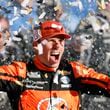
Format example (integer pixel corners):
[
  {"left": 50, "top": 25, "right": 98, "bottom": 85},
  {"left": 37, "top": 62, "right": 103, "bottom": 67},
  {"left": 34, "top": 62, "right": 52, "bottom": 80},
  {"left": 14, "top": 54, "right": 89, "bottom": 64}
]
[
  {"left": 70, "top": 61, "right": 110, "bottom": 92},
  {"left": 0, "top": 61, "right": 26, "bottom": 91}
]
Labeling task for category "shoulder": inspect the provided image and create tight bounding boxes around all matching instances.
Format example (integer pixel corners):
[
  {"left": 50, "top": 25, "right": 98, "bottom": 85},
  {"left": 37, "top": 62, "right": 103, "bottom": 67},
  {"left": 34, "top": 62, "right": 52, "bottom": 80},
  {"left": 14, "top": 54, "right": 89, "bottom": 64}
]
[
  {"left": 0, "top": 61, "right": 27, "bottom": 78},
  {"left": 69, "top": 61, "right": 91, "bottom": 78},
  {"left": 69, "top": 61, "right": 87, "bottom": 68}
]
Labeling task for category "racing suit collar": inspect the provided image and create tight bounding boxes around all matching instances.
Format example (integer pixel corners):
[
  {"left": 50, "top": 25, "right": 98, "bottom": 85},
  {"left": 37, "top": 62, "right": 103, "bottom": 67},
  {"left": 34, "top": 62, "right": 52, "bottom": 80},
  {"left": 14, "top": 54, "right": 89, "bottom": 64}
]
[{"left": 33, "top": 56, "right": 57, "bottom": 72}]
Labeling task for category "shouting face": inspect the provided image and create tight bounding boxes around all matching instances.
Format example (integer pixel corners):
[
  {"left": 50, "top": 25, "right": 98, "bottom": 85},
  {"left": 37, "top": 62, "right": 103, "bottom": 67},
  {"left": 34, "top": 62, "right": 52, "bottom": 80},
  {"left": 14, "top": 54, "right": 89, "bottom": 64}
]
[{"left": 37, "top": 36, "right": 65, "bottom": 69}]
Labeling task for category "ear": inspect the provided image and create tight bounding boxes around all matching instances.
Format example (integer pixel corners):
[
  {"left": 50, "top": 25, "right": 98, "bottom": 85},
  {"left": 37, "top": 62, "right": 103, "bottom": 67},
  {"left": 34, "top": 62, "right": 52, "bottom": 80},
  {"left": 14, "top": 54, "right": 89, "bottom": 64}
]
[
  {"left": 33, "top": 43, "right": 43, "bottom": 55},
  {"left": 33, "top": 46, "right": 39, "bottom": 55}
]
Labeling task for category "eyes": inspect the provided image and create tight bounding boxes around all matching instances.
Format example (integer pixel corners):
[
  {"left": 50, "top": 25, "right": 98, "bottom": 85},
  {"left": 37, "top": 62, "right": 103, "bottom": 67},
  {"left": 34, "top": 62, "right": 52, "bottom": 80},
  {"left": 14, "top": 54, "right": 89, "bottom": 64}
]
[
  {"left": 0, "top": 28, "right": 10, "bottom": 40},
  {"left": 85, "top": 35, "right": 92, "bottom": 39},
  {"left": 47, "top": 38, "right": 65, "bottom": 46},
  {"left": 1, "top": 29, "right": 9, "bottom": 34}
]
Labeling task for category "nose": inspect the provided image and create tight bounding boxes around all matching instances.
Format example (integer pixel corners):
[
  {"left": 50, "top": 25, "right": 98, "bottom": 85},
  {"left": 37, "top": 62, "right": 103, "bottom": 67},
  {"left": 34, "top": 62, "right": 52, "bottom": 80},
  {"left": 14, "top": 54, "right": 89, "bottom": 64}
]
[{"left": 53, "top": 40, "right": 61, "bottom": 49}]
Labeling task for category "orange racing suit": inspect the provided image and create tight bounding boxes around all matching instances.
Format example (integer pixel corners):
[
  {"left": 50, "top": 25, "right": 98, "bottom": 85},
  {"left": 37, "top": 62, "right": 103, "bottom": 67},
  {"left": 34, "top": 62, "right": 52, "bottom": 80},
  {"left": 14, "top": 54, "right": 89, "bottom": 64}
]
[{"left": 0, "top": 57, "right": 110, "bottom": 110}]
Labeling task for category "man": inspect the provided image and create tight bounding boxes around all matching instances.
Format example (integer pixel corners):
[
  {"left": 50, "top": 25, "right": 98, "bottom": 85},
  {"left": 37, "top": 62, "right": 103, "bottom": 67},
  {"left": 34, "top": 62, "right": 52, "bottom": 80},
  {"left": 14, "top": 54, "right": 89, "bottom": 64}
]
[
  {"left": 0, "top": 20, "right": 110, "bottom": 110},
  {"left": 0, "top": 15, "right": 16, "bottom": 65},
  {"left": 0, "top": 15, "right": 13, "bottom": 110},
  {"left": 0, "top": 15, "right": 10, "bottom": 52}
]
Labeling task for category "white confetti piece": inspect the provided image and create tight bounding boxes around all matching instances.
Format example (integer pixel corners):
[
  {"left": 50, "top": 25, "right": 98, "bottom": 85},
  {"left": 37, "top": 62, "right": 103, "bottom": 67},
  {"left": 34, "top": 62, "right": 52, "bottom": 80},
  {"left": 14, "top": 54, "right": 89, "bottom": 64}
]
[
  {"left": 20, "top": 9, "right": 30, "bottom": 15},
  {"left": 14, "top": 6, "right": 17, "bottom": 16},
  {"left": 10, "top": 17, "right": 19, "bottom": 25},
  {"left": 21, "top": 0, "right": 30, "bottom": 8},
  {"left": 38, "top": 12, "right": 46, "bottom": 19}
]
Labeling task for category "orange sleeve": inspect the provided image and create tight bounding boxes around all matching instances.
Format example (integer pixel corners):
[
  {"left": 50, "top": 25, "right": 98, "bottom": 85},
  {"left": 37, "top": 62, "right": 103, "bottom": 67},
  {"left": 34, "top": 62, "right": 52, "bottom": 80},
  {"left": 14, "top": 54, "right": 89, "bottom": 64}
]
[
  {"left": 70, "top": 61, "right": 110, "bottom": 91},
  {"left": 0, "top": 61, "right": 26, "bottom": 77},
  {"left": 0, "top": 61, "right": 26, "bottom": 86}
]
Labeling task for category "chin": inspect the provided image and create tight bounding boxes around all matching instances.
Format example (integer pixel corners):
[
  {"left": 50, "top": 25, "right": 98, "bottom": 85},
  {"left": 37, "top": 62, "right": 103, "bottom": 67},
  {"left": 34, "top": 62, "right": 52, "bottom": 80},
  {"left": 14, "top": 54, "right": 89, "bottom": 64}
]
[{"left": 49, "top": 63, "right": 60, "bottom": 68}]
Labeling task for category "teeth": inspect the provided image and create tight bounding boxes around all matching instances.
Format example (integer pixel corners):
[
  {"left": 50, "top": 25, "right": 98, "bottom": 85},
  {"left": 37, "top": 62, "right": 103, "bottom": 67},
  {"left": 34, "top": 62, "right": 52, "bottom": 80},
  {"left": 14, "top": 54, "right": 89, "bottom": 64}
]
[{"left": 51, "top": 52, "right": 59, "bottom": 55}]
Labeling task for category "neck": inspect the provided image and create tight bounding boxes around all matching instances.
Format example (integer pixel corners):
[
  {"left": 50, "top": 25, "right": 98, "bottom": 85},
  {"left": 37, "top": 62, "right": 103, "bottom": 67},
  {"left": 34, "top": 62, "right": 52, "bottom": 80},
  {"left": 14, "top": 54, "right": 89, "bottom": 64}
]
[{"left": 33, "top": 56, "right": 57, "bottom": 72}]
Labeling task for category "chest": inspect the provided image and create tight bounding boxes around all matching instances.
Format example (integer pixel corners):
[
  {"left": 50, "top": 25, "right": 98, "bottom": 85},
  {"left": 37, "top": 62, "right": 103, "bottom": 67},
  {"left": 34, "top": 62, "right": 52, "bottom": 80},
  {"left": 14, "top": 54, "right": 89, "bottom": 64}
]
[
  {"left": 22, "top": 70, "right": 75, "bottom": 90},
  {"left": 19, "top": 69, "right": 80, "bottom": 110},
  {"left": 19, "top": 89, "right": 80, "bottom": 110}
]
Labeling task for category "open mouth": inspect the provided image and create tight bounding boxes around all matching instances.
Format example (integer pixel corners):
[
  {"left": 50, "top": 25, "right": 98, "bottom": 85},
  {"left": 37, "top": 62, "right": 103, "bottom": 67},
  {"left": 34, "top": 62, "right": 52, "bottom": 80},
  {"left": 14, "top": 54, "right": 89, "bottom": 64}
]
[{"left": 50, "top": 52, "right": 60, "bottom": 63}]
